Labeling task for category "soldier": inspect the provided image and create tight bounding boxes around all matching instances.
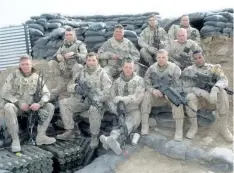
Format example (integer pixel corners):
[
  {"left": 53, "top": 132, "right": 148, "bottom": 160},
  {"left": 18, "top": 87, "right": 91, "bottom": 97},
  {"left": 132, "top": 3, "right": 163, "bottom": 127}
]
[
  {"left": 57, "top": 52, "right": 112, "bottom": 148},
  {"left": 99, "top": 59, "right": 145, "bottom": 154},
  {"left": 138, "top": 14, "right": 169, "bottom": 66},
  {"left": 182, "top": 50, "right": 233, "bottom": 142},
  {"left": 1, "top": 55, "right": 56, "bottom": 152},
  {"left": 168, "top": 14, "right": 201, "bottom": 45},
  {"left": 141, "top": 49, "right": 196, "bottom": 141},
  {"left": 48, "top": 27, "right": 87, "bottom": 100},
  {"left": 97, "top": 24, "right": 140, "bottom": 79},
  {"left": 167, "top": 28, "right": 202, "bottom": 70}
]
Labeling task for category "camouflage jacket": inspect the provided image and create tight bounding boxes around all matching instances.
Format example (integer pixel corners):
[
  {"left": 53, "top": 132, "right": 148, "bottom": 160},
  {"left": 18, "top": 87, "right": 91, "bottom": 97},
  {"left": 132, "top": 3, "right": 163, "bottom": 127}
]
[
  {"left": 1, "top": 68, "right": 50, "bottom": 106},
  {"left": 168, "top": 24, "right": 201, "bottom": 45},
  {"left": 138, "top": 26, "right": 169, "bottom": 49},
  {"left": 97, "top": 37, "right": 140, "bottom": 66},
  {"left": 111, "top": 73, "right": 145, "bottom": 112},
  {"left": 67, "top": 65, "right": 112, "bottom": 102},
  {"left": 182, "top": 63, "right": 228, "bottom": 93},
  {"left": 144, "top": 61, "right": 181, "bottom": 94}
]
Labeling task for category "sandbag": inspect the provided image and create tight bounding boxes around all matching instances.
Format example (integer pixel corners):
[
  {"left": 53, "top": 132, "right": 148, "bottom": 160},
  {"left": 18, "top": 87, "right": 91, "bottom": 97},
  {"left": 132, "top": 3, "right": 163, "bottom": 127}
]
[
  {"left": 105, "top": 31, "right": 113, "bottom": 38},
  {"left": 134, "top": 28, "right": 142, "bottom": 35},
  {"left": 25, "top": 20, "right": 36, "bottom": 24},
  {"left": 47, "top": 23, "right": 61, "bottom": 29},
  {"left": 106, "top": 25, "right": 114, "bottom": 31},
  {"left": 88, "top": 22, "right": 107, "bottom": 31},
  {"left": 204, "top": 15, "right": 229, "bottom": 22},
  {"left": 66, "top": 21, "right": 82, "bottom": 28},
  {"left": 34, "top": 36, "right": 50, "bottom": 49},
  {"left": 200, "top": 25, "right": 222, "bottom": 34},
  {"left": 201, "top": 32, "right": 221, "bottom": 37},
  {"left": 141, "top": 23, "right": 148, "bottom": 30},
  {"left": 223, "top": 27, "right": 232, "bottom": 34},
  {"left": 46, "top": 39, "right": 58, "bottom": 49},
  {"left": 56, "top": 39, "right": 64, "bottom": 48},
  {"left": 204, "top": 21, "right": 226, "bottom": 28},
  {"left": 77, "top": 35, "right": 85, "bottom": 41},
  {"left": 48, "top": 19, "right": 66, "bottom": 25},
  {"left": 32, "top": 47, "right": 46, "bottom": 59},
  {"left": 226, "top": 23, "right": 233, "bottom": 28},
  {"left": 105, "top": 21, "right": 118, "bottom": 26},
  {"left": 37, "top": 18, "right": 47, "bottom": 23},
  {"left": 85, "top": 29, "right": 106, "bottom": 36},
  {"left": 31, "top": 16, "right": 41, "bottom": 20},
  {"left": 29, "top": 28, "right": 44, "bottom": 36},
  {"left": 28, "top": 23, "right": 44, "bottom": 32},
  {"left": 50, "top": 27, "right": 66, "bottom": 38},
  {"left": 75, "top": 27, "right": 89, "bottom": 35},
  {"left": 44, "top": 48, "right": 58, "bottom": 57},
  {"left": 131, "top": 19, "right": 144, "bottom": 25},
  {"left": 92, "top": 42, "right": 105, "bottom": 52},
  {"left": 219, "top": 12, "right": 233, "bottom": 21},
  {"left": 84, "top": 36, "right": 106, "bottom": 44},
  {"left": 124, "top": 30, "right": 138, "bottom": 38},
  {"left": 125, "top": 24, "right": 135, "bottom": 30}
]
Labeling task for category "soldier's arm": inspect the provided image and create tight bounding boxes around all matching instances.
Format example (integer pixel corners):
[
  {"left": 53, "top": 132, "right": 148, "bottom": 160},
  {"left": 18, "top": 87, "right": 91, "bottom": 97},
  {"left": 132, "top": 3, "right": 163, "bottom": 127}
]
[
  {"left": 173, "top": 65, "right": 182, "bottom": 88},
  {"left": 194, "top": 29, "right": 201, "bottom": 45},
  {"left": 54, "top": 47, "right": 63, "bottom": 61},
  {"left": 1, "top": 74, "right": 18, "bottom": 104},
  {"left": 159, "top": 28, "right": 169, "bottom": 48},
  {"left": 97, "top": 41, "right": 116, "bottom": 60},
  {"left": 212, "top": 65, "right": 228, "bottom": 89},
  {"left": 75, "top": 42, "right": 87, "bottom": 64},
  {"left": 168, "top": 24, "right": 177, "bottom": 41},
  {"left": 129, "top": 41, "right": 140, "bottom": 62},
  {"left": 67, "top": 71, "right": 81, "bottom": 93},
  {"left": 144, "top": 67, "right": 154, "bottom": 93},
  {"left": 138, "top": 29, "right": 150, "bottom": 49},
  {"left": 181, "top": 67, "right": 195, "bottom": 93},
  {"left": 99, "top": 71, "right": 112, "bottom": 101},
  {"left": 123, "top": 77, "right": 145, "bottom": 104}
]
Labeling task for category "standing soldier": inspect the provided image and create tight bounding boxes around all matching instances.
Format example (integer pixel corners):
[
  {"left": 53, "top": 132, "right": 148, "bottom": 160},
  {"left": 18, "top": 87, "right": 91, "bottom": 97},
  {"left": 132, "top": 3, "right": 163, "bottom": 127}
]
[
  {"left": 182, "top": 50, "right": 233, "bottom": 142},
  {"left": 168, "top": 14, "right": 201, "bottom": 45},
  {"left": 48, "top": 27, "right": 87, "bottom": 100},
  {"left": 57, "top": 52, "right": 112, "bottom": 148},
  {"left": 98, "top": 24, "right": 140, "bottom": 79},
  {"left": 167, "top": 28, "right": 202, "bottom": 70},
  {"left": 138, "top": 14, "right": 168, "bottom": 66},
  {"left": 99, "top": 59, "right": 145, "bottom": 154},
  {"left": 2, "top": 55, "right": 56, "bottom": 152}
]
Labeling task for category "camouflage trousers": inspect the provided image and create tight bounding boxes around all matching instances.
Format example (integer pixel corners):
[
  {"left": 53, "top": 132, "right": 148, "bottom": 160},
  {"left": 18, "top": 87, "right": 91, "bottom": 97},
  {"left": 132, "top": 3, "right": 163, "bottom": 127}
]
[
  {"left": 140, "top": 48, "right": 155, "bottom": 66},
  {"left": 48, "top": 60, "right": 83, "bottom": 100},
  {"left": 59, "top": 96, "right": 103, "bottom": 135},
  {"left": 188, "top": 88, "right": 229, "bottom": 117},
  {"left": 4, "top": 103, "right": 55, "bottom": 136},
  {"left": 141, "top": 91, "right": 197, "bottom": 125}
]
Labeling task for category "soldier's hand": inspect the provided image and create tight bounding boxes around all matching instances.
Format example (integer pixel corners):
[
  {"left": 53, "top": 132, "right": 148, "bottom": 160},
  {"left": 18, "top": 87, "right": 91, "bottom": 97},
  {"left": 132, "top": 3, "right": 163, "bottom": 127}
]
[
  {"left": 57, "top": 54, "right": 64, "bottom": 62},
  {"left": 64, "top": 52, "right": 74, "bottom": 59},
  {"left": 19, "top": 103, "right": 30, "bottom": 111},
  {"left": 30, "top": 103, "right": 41, "bottom": 111},
  {"left": 113, "top": 96, "right": 124, "bottom": 104},
  {"left": 152, "top": 89, "right": 163, "bottom": 97},
  {"left": 147, "top": 47, "right": 158, "bottom": 54},
  {"left": 209, "top": 87, "right": 219, "bottom": 104}
]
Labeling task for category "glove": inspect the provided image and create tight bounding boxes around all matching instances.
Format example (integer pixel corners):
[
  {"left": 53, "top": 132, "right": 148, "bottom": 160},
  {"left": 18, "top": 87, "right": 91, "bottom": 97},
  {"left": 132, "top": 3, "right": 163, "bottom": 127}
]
[
  {"left": 147, "top": 47, "right": 158, "bottom": 54},
  {"left": 192, "top": 87, "right": 210, "bottom": 100},
  {"left": 209, "top": 86, "right": 219, "bottom": 104},
  {"left": 113, "top": 96, "right": 131, "bottom": 104},
  {"left": 38, "top": 109, "right": 49, "bottom": 121}
]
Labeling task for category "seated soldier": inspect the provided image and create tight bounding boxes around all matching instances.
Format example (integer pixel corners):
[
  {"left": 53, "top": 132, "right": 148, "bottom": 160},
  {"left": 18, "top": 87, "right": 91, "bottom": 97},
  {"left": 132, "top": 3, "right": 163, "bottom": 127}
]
[
  {"left": 99, "top": 59, "right": 145, "bottom": 154},
  {"left": 48, "top": 27, "right": 87, "bottom": 100},
  {"left": 168, "top": 14, "right": 201, "bottom": 45},
  {"left": 138, "top": 14, "right": 168, "bottom": 66},
  {"left": 182, "top": 50, "right": 233, "bottom": 142},
  {"left": 141, "top": 49, "right": 196, "bottom": 141},
  {"left": 1, "top": 55, "right": 56, "bottom": 152},
  {"left": 97, "top": 24, "right": 140, "bottom": 79},
  {"left": 57, "top": 52, "right": 112, "bottom": 148}
]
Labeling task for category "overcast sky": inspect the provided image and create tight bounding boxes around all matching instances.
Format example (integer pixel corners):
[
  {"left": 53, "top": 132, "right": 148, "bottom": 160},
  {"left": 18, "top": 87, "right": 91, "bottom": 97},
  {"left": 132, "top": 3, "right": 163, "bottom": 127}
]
[{"left": 0, "top": 0, "right": 233, "bottom": 27}]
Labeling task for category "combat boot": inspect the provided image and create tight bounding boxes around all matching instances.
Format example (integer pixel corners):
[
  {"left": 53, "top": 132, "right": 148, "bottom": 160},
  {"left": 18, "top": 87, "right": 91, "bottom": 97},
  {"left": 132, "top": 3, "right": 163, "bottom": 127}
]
[
  {"left": 186, "top": 118, "right": 198, "bottom": 139},
  {"left": 219, "top": 116, "right": 233, "bottom": 142},
  {"left": 36, "top": 132, "right": 56, "bottom": 146},
  {"left": 99, "top": 135, "right": 109, "bottom": 150},
  {"left": 174, "top": 119, "right": 183, "bottom": 141},
  {"left": 57, "top": 130, "right": 75, "bottom": 140},
  {"left": 141, "top": 114, "right": 149, "bottom": 135},
  {"left": 90, "top": 135, "right": 99, "bottom": 149},
  {"left": 11, "top": 134, "right": 21, "bottom": 152},
  {"left": 106, "top": 133, "right": 122, "bottom": 155}
]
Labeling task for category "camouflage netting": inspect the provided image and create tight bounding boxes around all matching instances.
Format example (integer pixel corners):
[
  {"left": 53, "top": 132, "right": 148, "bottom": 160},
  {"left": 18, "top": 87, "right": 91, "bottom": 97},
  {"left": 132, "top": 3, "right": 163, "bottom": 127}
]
[{"left": 26, "top": 8, "right": 233, "bottom": 60}]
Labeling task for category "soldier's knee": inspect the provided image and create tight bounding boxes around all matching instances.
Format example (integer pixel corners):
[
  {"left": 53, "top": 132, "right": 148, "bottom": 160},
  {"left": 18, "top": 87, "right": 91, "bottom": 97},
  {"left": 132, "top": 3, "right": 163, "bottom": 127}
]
[
  {"left": 44, "top": 102, "right": 55, "bottom": 112},
  {"left": 89, "top": 106, "right": 100, "bottom": 115},
  {"left": 140, "top": 48, "right": 147, "bottom": 54},
  {"left": 4, "top": 103, "right": 15, "bottom": 111},
  {"left": 186, "top": 93, "right": 197, "bottom": 103}
]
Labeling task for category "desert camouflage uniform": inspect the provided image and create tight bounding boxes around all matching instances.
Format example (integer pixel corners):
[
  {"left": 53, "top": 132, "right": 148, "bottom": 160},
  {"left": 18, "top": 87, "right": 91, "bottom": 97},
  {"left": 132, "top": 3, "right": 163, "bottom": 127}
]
[
  {"left": 168, "top": 24, "right": 201, "bottom": 45},
  {"left": 167, "top": 39, "right": 202, "bottom": 70},
  {"left": 2, "top": 68, "right": 55, "bottom": 152},
  {"left": 182, "top": 63, "right": 233, "bottom": 142},
  {"left": 138, "top": 26, "right": 169, "bottom": 65},
  {"left": 48, "top": 39, "right": 87, "bottom": 100},
  {"left": 100, "top": 73, "right": 145, "bottom": 154},
  {"left": 58, "top": 65, "right": 112, "bottom": 147},
  {"left": 141, "top": 62, "right": 196, "bottom": 141},
  {"left": 97, "top": 37, "right": 140, "bottom": 78}
]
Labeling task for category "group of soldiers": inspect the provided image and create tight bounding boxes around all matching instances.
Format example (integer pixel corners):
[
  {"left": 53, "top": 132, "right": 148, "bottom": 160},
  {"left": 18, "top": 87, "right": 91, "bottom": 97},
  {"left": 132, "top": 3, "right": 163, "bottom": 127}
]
[{"left": 1, "top": 14, "right": 233, "bottom": 155}]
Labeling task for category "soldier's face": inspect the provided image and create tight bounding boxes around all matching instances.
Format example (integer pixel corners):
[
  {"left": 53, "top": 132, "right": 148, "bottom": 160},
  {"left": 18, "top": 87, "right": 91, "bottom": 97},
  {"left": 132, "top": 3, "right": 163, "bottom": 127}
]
[
  {"left": 177, "top": 31, "right": 187, "bottom": 43},
  {"left": 65, "top": 31, "right": 74, "bottom": 42},
  {"left": 193, "top": 53, "right": 205, "bottom": 67},
  {"left": 86, "top": 56, "right": 98, "bottom": 68},
  {"left": 180, "top": 16, "right": 190, "bottom": 27},
  {"left": 148, "top": 17, "right": 157, "bottom": 27},
  {"left": 114, "top": 28, "right": 124, "bottom": 40},
  {"left": 157, "top": 53, "right": 168, "bottom": 66},
  {"left": 122, "top": 62, "right": 135, "bottom": 77},
  {"left": 20, "top": 59, "right": 32, "bottom": 74}
]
